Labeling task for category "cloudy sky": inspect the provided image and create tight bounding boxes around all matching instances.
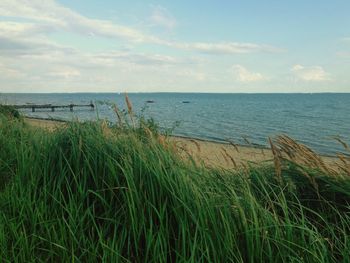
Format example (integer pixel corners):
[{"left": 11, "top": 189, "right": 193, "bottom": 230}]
[{"left": 0, "top": 0, "right": 349, "bottom": 93}]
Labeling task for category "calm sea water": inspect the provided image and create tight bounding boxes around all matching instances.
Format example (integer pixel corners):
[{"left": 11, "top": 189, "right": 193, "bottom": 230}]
[{"left": 1, "top": 93, "right": 349, "bottom": 155}]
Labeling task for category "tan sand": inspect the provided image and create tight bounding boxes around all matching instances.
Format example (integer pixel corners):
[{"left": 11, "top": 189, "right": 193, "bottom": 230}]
[
  {"left": 25, "top": 117, "right": 65, "bottom": 131},
  {"left": 24, "top": 117, "right": 338, "bottom": 169},
  {"left": 169, "top": 136, "right": 273, "bottom": 169}
]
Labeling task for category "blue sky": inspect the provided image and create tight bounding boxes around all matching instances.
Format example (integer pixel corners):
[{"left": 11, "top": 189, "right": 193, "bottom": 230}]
[{"left": 0, "top": 0, "right": 349, "bottom": 93}]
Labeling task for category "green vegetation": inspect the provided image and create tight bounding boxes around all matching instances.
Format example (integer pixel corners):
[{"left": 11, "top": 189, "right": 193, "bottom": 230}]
[
  {"left": 0, "top": 105, "right": 21, "bottom": 119},
  {"left": 0, "top": 107, "right": 350, "bottom": 262}
]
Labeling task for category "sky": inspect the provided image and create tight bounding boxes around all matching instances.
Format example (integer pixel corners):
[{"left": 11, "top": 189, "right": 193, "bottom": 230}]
[{"left": 0, "top": 0, "right": 350, "bottom": 93}]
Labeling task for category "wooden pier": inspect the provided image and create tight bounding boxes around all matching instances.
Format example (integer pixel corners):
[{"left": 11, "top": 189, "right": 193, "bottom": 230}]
[{"left": 11, "top": 102, "right": 95, "bottom": 112}]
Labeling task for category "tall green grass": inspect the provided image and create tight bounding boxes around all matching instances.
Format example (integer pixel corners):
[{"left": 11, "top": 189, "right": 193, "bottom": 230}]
[
  {"left": 0, "top": 110, "right": 349, "bottom": 262},
  {"left": 0, "top": 105, "right": 21, "bottom": 119}
]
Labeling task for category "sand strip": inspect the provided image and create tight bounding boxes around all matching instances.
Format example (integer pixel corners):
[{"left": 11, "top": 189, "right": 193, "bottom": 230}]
[{"left": 24, "top": 117, "right": 338, "bottom": 169}]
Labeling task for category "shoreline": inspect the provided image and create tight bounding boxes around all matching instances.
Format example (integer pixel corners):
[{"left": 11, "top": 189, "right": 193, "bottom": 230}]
[
  {"left": 24, "top": 116, "right": 68, "bottom": 123},
  {"left": 24, "top": 117, "right": 340, "bottom": 169},
  {"left": 24, "top": 116, "right": 268, "bottom": 148},
  {"left": 24, "top": 117, "right": 273, "bottom": 168}
]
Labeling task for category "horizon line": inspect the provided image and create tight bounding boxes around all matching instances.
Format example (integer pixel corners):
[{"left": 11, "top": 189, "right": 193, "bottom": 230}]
[{"left": 2, "top": 91, "right": 350, "bottom": 95}]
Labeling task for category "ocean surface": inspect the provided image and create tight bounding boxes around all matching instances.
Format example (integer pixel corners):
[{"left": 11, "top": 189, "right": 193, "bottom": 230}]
[{"left": 1, "top": 93, "right": 349, "bottom": 156}]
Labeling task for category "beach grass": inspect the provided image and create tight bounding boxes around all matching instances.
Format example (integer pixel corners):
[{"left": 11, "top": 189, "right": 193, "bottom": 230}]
[{"left": 0, "top": 105, "right": 350, "bottom": 262}]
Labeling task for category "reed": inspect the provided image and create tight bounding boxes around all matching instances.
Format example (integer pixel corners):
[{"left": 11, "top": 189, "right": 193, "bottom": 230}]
[
  {"left": 189, "top": 139, "right": 201, "bottom": 153},
  {"left": 113, "top": 103, "right": 123, "bottom": 127},
  {"left": 221, "top": 147, "right": 237, "bottom": 168},
  {"left": 269, "top": 137, "right": 282, "bottom": 182},
  {"left": 0, "top": 110, "right": 350, "bottom": 262},
  {"left": 124, "top": 93, "right": 135, "bottom": 128},
  {"left": 227, "top": 139, "right": 240, "bottom": 152}
]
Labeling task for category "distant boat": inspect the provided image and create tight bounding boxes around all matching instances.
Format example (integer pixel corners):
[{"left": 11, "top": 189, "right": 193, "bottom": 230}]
[
  {"left": 182, "top": 101, "right": 190, "bottom": 104},
  {"left": 146, "top": 100, "right": 155, "bottom": 103}
]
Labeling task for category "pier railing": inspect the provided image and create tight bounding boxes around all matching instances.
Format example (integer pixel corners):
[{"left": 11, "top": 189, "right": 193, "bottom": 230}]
[{"left": 10, "top": 102, "right": 95, "bottom": 112}]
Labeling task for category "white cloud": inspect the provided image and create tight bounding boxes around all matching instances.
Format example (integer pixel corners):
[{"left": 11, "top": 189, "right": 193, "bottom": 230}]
[
  {"left": 291, "top": 64, "right": 330, "bottom": 81},
  {"left": 0, "top": 21, "right": 52, "bottom": 37},
  {"left": 0, "top": 21, "right": 70, "bottom": 58},
  {"left": 0, "top": 0, "right": 163, "bottom": 43},
  {"left": 173, "top": 42, "right": 282, "bottom": 54},
  {"left": 0, "top": 0, "right": 281, "bottom": 55},
  {"left": 0, "top": 0, "right": 286, "bottom": 92},
  {"left": 150, "top": 6, "right": 177, "bottom": 29},
  {"left": 232, "top": 65, "right": 268, "bottom": 82},
  {"left": 291, "top": 64, "right": 304, "bottom": 71},
  {"left": 48, "top": 67, "right": 81, "bottom": 79},
  {"left": 176, "top": 70, "right": 207, "bottom": 81},
  {"left": 0, "top": 28, "right": 207, "bottom": 92},
  {"left": 0, "top": 62, "right": 25, "bottom": 78},
  {"left": 336, "top": 51, "right": 350, "bottom": 58}
]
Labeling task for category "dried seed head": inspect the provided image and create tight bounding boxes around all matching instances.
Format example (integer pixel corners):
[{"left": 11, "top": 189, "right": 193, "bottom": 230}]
[
  {"left": 221, "top": 147, "right": 237, "bottom": 168},
  {"left": 113, "top": 104, "right": 123, "bottom": 126},
  {"left": 269, "top": 137, "right": 282, "bottom": 183},
  {"left": 190, "top": 139, "right": 201, "bottom": 153},
  {"left": 334, "top": 136, "right": 350, "bottom": 152},
  {"left": 227, "top": 140, "right": 239, "bottom": 152},
  {"left": 125, "top": 93, "right": 133, "bottom": 115},
  {"left": 144, "top": 127, "right": 153, "bottom": 138},
  {"left": 124, "top": 93, "right": 135, "bottom": 128}
]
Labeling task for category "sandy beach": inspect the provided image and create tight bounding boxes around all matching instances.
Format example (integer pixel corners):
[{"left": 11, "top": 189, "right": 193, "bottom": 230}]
[
  {"left": 25, "top": 117, "right": 66, "bottom": 131},
  {"left": 24, "top": 117, "right": 273, "bottom": 167},
  {"left": 24, "top": 117, "right": 340, "bottom": 169}
]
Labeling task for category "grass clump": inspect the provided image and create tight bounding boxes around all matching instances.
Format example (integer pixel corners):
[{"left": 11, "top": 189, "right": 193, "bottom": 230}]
[
  {"left": 0, "top": 106, "right": 349, "bottom": 262},
  {"left": 0, "top": 105, "right": 21, "bottom": 119}
]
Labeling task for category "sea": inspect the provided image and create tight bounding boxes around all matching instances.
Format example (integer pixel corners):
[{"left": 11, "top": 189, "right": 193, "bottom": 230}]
[{"left": 1, "top": 93, "right": 349, "bottom": 156}]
